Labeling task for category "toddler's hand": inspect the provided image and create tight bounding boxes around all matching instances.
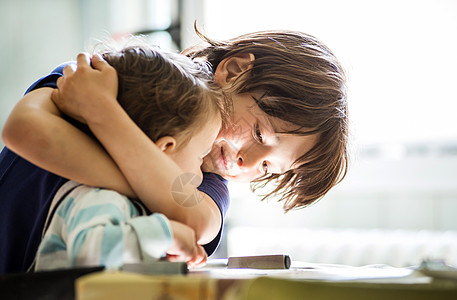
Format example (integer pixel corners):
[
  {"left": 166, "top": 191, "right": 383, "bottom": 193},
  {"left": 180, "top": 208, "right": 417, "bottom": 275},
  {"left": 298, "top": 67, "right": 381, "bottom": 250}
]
[
  {"left": 166, "top": 220, "right": 207, "bottom": 268},
  {"left": 51, "top": 53, "right": 118, "bottom": 123}
]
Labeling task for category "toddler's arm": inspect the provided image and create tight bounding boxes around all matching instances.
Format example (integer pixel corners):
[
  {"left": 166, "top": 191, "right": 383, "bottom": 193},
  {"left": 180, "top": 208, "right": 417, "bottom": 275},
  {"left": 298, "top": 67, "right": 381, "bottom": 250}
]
[
  {"left": 35, "top": 185, "right": 206, "bottom": 270},
  {"left": 167, "top": 220, "right": 207, "bottom": 268}
]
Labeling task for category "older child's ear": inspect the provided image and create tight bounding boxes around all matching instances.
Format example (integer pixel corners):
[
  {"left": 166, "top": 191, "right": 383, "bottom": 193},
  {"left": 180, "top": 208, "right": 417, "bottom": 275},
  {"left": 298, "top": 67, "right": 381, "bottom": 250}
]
[
  {"left": 156, "top": 136, "right": 177, "bottom": 153},
  {"left": 214, "top": 53, "right": 255, "bottom": 87}
]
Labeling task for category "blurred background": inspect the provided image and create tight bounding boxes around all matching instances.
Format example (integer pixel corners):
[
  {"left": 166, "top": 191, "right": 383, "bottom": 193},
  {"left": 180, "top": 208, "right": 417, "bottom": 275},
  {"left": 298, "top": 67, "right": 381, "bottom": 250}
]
[{"left": 1, "top": 0, "right": 457, "bottom": 267}]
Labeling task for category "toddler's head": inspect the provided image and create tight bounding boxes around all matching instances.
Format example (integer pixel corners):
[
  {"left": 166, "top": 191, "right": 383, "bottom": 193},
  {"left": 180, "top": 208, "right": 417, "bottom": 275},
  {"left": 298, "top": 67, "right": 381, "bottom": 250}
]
[{"left": 102, "top": 44, "right": 227, "bottom": 178}]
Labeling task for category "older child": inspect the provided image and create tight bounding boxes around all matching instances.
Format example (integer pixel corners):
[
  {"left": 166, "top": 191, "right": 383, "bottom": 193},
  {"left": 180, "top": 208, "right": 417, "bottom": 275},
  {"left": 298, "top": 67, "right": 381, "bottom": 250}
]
[
  {"left": 54, "top": 28, "right": 348, "bottom": 209},
  {"left": 1, "top": 28, "right": 348, "bottom": 273},
  {"left": 1, "top": 45, "right": 225, "bottom": 273}
]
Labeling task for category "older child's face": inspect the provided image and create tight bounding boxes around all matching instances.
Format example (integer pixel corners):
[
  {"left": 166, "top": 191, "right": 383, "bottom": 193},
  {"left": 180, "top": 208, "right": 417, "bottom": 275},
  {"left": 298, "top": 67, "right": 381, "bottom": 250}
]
[
  {"left": 202, "top": 93, "right": 318, "bottom": 182},
  {"left": 168, "top": 115, "right": 222, "bottom": 181}
]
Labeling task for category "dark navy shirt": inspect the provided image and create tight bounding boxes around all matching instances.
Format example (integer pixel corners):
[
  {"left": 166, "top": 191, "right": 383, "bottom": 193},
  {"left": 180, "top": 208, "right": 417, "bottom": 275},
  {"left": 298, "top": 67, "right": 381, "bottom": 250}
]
[{"left": 0, "top": 64, "right": 230, "bottom": 274}]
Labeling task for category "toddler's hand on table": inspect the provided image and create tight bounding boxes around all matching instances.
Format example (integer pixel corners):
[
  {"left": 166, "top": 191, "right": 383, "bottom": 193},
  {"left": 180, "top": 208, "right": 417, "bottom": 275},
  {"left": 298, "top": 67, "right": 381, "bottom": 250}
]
[
  {"left": 166, "top": 220, "right": 208, "bottom": 268},
  {"left": 51, "top": 53, "right": 118, "bottom": 124}
]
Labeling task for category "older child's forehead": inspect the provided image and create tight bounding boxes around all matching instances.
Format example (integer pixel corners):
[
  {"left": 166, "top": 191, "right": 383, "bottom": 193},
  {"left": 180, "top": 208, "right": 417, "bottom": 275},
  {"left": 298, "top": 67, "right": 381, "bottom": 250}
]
[
  {"left": 248, "top": 93, "right": 301, "bottom": 133},
  {"left": 282, "top": 133, "right": 318, "bottom": 168},
  {"left": 267, "top": 117, "right": 319, "bottom": 169}
]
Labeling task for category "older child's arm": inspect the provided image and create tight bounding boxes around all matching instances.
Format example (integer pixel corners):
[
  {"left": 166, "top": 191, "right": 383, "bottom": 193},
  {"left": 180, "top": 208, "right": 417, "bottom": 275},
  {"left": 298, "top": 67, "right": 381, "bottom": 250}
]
[
  {"left": 4, "top": 54, "right": 221, "bottom": 244},
  {"left": 51, "top": 54, "right": 221, "bottom": 244},
  {"left": 2, "top": 87, "right": 134, "bottom": 196},
  {"left": 66, "top": 87, "right": 221, "bottom": 243}
]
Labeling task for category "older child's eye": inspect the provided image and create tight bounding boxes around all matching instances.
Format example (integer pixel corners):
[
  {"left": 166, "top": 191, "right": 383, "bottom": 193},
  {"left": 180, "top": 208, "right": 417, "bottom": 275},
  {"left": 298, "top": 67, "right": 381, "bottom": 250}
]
[{"left": 254, "top": 123, "right": 263, "bottom": 143}]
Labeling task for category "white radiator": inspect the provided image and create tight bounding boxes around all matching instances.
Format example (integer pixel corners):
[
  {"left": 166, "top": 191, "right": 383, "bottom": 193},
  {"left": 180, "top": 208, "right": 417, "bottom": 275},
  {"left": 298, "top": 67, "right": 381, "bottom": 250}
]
[{"left": 227, "top": 227, "right": 457, "bottom": 267}]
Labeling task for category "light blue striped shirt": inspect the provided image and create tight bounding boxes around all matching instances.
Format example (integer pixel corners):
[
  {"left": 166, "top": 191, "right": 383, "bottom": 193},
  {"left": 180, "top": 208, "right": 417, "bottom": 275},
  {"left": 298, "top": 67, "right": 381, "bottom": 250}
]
[{"left": 35, "top": 181, "right": 173, "bottom": 270}]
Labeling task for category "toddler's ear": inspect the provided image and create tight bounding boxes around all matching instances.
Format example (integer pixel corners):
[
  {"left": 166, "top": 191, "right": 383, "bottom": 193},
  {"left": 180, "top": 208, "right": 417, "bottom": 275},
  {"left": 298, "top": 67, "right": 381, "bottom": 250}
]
[
  {"left": 214, "top": 53, "right": 255, "bottom": 87},
  {"left": 156, "top": 136, "right": 177, "bottom": 153}
]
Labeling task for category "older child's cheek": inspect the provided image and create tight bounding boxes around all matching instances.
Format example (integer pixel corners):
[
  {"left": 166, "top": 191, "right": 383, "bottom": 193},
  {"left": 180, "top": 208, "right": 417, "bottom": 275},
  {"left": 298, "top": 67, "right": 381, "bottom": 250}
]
[
  {"left": 201, "top": 145, "right": 224, "bottom": 175},
  {"left": 218, "top": 121, "right": 252, "bottom": 150},
  {"left": 216, "top": 126, "right": 230, "bottom": 141}
]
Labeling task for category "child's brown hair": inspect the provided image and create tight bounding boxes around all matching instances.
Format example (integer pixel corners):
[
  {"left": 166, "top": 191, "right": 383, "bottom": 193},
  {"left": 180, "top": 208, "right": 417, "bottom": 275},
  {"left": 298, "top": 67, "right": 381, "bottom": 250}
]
[
  {"left": 101, "top": 45, "right": 227, "bottom": 148},
  {"left": 184, "top": 28, "right": 348, "bottom": 211}
]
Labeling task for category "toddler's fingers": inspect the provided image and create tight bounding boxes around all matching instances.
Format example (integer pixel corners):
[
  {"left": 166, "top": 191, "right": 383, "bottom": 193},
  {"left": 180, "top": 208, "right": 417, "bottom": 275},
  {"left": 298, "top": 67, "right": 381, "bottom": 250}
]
[
  {"left": 188, "top": 246, "right": 207, "bottom": 268},
  {"left": 51, "top": 88, "right": 61, "bottom": 104},
  {"left": 91, "top": 54, "right": 112, "bottom": 72},
  {"left": 165, "top": 254, "right": 176, "bottom": 261},
  {"left": 76, "top": 52, "right": 91, "bottom": 68},
  {"left": 62, "top": 64, "right": 76, "bottom": 77},
  {"left": 166, "top": 252, "right": 194, "bottom": 262},
  {"left": 55, "top": 76, "right": 63, "bottom": 90}
]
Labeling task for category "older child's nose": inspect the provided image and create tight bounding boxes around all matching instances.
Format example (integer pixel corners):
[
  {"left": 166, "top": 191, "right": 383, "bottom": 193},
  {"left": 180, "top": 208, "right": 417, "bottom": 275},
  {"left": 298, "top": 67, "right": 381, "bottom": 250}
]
[{"left": 238, "top": 144, "right": 268, "bottom": 170}]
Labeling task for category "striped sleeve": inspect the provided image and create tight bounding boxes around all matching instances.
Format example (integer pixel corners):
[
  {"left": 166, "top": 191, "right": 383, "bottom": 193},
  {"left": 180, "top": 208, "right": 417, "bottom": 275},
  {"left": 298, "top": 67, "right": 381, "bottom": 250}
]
[{"left": 35, "top": 185, "right": 173, "bottom": 270}]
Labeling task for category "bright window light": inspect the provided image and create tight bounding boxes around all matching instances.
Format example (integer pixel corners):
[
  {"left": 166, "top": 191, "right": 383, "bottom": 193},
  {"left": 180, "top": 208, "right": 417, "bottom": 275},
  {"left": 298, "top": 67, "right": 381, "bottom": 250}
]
[{"left": 204, "top": 0, "right": 457, "bottom": 145}]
